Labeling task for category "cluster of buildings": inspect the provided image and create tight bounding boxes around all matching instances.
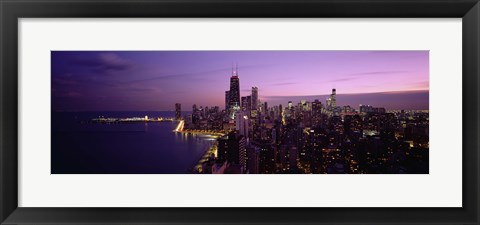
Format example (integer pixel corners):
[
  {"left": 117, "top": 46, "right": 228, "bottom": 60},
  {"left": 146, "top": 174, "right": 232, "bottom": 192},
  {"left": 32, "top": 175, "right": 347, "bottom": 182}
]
[{"left": 179, "top": 66, "right": 429, "bottom": 174}]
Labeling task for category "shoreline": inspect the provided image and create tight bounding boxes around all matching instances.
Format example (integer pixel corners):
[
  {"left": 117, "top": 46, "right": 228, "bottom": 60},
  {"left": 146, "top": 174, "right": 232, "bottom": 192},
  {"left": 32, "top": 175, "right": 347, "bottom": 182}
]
[
  {"left": 174, "top": 129, "right": 224, "bottom": 173},
  {"left": 192, "top": 141, "right": 218, "bottom": 173},
  {"left": 173, "top": 127, "right": 225, "bottom": 174},
  {"left": 177, "top": 129, "right": 225, "bottom": 136}
]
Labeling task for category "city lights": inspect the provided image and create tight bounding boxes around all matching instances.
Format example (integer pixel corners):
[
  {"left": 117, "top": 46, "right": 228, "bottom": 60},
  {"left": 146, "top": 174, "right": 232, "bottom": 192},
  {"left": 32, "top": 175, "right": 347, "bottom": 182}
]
[
  {"left": 181, "top": 65, "right": 429, "bottom": 174},
  {"left": 52, "top": 51, "right": 429, "bottom": 174}
]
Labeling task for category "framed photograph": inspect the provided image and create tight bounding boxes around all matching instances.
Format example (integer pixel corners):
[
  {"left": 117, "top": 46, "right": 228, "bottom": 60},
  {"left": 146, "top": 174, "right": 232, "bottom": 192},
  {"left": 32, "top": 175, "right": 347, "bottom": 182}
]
[{"left": 1, "top": 0, "right": 479, "bottom": 224}]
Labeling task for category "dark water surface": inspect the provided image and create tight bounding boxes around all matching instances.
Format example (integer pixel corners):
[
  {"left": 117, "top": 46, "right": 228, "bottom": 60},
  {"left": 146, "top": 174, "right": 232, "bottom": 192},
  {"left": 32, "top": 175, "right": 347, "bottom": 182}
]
[{"left": 52, "top": 111, "right": 213, "bottom": 174}]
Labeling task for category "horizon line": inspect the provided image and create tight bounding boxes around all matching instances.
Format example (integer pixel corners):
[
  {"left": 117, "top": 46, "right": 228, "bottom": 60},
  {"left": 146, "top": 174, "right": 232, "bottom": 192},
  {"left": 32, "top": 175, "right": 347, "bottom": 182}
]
[{"left": 261, "top": 89, "right": 428, "bottom": 98}]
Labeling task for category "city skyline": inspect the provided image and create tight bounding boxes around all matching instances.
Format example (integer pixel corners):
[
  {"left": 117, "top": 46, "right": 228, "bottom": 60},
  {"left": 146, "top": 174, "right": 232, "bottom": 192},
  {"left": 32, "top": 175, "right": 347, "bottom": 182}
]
[
  {"left": 51, "top": 51, "right": 429, "bottom": 111},
  {"left": 52, "top": 50, "right": 429, "bottom": 174}
]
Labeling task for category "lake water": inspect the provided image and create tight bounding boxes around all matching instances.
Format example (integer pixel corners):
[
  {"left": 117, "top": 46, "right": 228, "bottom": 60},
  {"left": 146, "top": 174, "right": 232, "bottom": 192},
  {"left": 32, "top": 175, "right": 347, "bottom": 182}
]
[{"left": 51, "top": 111, "right": 214, "bottom": 174}]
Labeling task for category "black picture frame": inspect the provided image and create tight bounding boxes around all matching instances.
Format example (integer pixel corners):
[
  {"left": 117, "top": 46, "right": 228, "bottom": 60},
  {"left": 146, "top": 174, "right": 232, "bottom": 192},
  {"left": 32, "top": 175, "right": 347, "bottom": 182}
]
[{"left": 1, "top": 0, "right": 479, "bottom": 224}]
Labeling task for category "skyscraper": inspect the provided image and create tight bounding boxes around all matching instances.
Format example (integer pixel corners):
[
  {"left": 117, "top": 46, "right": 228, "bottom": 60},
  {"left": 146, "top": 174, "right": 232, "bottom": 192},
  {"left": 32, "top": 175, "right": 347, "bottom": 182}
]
[
  {"left": 241, "top": 96, "right": 252, "bottom": 111},
  {"left": 331, "top": 88, "right": 336, "bottom": 108},
  {"left": 246, "top": 96, "right": 252, "bottom": 110},
  {"left": 251, "top": 87, "right": 258, "bottom": 110},
  {"left": 238, "top": 136, "right": 247, "bottom": 172},
  {"left": 312, "top": 99, "right": 322, "bottom": 126},
  {"left": 229, "top": 65, "right": 240, "bottom": 119},
  {"left": 236, "top": 111, "right": 250, "bottom": 138},
  {"left": 175, "top": 103, "right": 181, "bottom": 120},
  {"left": 217, "top": 132, "right": 245, "bottom": 167}
]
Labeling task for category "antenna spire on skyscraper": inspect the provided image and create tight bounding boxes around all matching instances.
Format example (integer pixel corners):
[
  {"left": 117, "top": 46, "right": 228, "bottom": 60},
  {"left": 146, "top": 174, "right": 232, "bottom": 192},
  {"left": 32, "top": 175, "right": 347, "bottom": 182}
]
[{"left": 231, "top": 63, "right": 239, "bottom": 77}]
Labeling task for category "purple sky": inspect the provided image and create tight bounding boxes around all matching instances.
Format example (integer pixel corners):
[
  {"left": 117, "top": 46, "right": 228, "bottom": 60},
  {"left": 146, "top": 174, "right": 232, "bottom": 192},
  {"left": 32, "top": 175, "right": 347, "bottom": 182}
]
[{"left": 51, "top": 51, "right": 429, "bottom": 111}]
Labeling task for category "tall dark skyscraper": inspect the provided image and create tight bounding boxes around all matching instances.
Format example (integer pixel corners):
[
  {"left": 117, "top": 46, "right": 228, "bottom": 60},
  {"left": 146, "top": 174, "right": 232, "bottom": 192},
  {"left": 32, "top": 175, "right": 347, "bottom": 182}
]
[
  {"left": 228, "top": 65, "right": 240, "bottom": 119},
  {"left": 229, "top": 66, "right": 240, "bottom": 108},
  {"left": 331, "top": 88, "right": 336, "bottom": 108},
  {"left": 251, "top": 87, "right": 258, "bottom": 110},
  {"left": 175, "top": 103, "right": 181, "bottom": 120}
]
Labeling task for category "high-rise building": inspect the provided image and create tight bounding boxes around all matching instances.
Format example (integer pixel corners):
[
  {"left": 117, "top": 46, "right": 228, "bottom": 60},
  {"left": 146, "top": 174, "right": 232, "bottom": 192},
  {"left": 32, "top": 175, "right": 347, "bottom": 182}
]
[
  {"left": 236, "top": 111, "right": 250, "bottom": 138},
  {"left": 312, "top": 99, "right": 322, "bottom": 126},
  {"left": 217, "top": 135, "right": 230, "bottom": 163},
  {"left": 246, "top": 96, "right": 252, "bottom": 110},
  {"left": 238, "top": 136, "right": 247, "bottom": 172},
  {"left": 257, "top": 141, "right": 276, "bottom": 174},
  {"left": 228, "top": 65, "right": 240, "bottom": 119},
  {"left": 331, "top": 88, "right": 336, "bottom": 108},
  {"left": 251, "top": 87, "right": 258, "bottom": 110},
  {"left": 229, "top": 67, "right": 240, "bottom": 107},
  {"left": 217, "top": 132, "right": 246, "bottom": 171},
  {"left": 241, "top": 96, "right": 251, "bottom": 111},
  {"left": 175, "top": 103, "right": 181, "bottom": 120}
]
